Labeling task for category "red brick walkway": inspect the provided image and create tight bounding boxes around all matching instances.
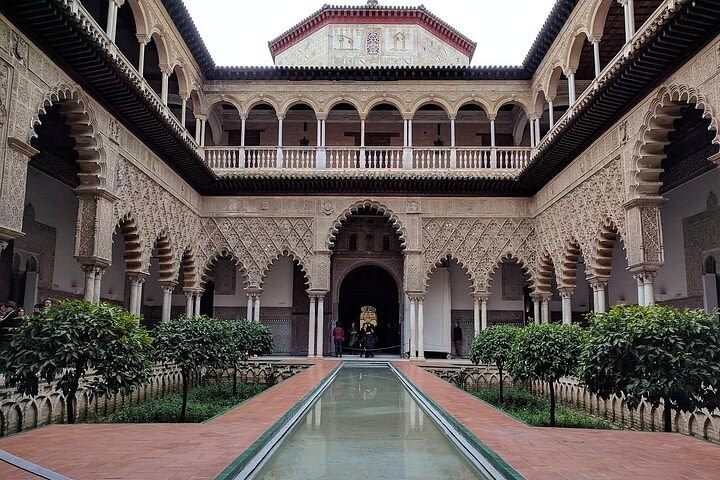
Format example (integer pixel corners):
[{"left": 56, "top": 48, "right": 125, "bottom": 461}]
[
  {"left": 395, "top": 361, "right": 720, "bottom": 480},
  {"left": 2, "top": 360, "right": 720, "bottom": 479},
  {"left": 0, "top": 361, "right": 336, "bottom": 480}
]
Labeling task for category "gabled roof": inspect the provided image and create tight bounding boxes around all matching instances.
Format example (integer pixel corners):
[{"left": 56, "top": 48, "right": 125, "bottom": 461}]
[{"left": 267, "top": 3, "right": 477, "bottom": 61}]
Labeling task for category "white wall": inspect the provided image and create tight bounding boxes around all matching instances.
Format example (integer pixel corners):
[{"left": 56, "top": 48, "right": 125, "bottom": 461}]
[
  {"left": 449, "top": 261, "right": 473, "bottom": 309},
  {"left": 487, "top": 263, "right": 524, "bottom": 311},
  {"left": 24, "top": 167, "right": 83, "bottom": 294},
  {"left": 607, "top": 237, "right": 637, "bottom": 306},
  {"left": 655, "top": 168, "right": 720, "bottom": 302},
  {"left": 424, "top": 267, "right": 451, "bottom": 352}
]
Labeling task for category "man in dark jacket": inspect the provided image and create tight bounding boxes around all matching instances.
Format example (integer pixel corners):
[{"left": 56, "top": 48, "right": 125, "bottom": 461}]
[{"left": 452, "top": 322, "right": 463, "bottom": 358}]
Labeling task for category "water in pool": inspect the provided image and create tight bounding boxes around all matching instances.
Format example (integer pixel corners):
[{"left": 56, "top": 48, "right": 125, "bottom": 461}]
[{"left": 252, "top": 366, "right": 485, "bottom": 479}]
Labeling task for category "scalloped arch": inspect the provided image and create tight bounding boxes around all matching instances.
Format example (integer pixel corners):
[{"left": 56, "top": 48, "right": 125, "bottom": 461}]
[
  {"left": 326, "top": 200, "right": 406, "bottom": 249},
  {"left": 115, "top": 212, "right": 144, "bottom": 273},
  {"left": 423, "top": 253, "right": 477, "bottom": 293},
  {"left": 200, "top": 248, "right": 250, "bottom": 288},
  {"left": 588, "top": 217, "right": 627, "bottom": 278},
  {"left": 259, "top": 250, "right": 311, "bottom": 288},
  {"left": 30, "top": 83, "right": 106, "bottom": 190},
  {"left": 632, "top": 84, "right": 720, "bottom": 198},
  {"left": 487, "top": 251, "right": 536, "bottom": 293}
]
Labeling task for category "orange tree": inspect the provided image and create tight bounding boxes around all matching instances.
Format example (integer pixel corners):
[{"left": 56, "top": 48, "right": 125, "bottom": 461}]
[
  {"left": 2, "top": 300, "right": 153, "bottom": 424},
  {"left": 469, "top": 325, "right": 520, "bottom": 403},
  {"left": 578, "top": 305, "right": 720, "bottom": 432}
]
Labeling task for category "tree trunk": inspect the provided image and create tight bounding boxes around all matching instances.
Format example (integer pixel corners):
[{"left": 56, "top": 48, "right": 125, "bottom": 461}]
[
  {"left": 663, "top": 396, "right": 672, "bottom": 433},
  {"left": 180, "top": 370, "right": 189, "bottom": 422},
  {"left": 498, "top": 364, "right": 504, "bottom": 404},
  {"left": 549, "top": 380, "right": 556, "bottom": 427},
  {"left": 233, "top": 365, "right": 238, "bottom": 396}
]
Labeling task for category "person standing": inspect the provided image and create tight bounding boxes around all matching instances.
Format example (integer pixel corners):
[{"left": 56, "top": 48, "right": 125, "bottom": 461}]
[
  {"left": 452, "top": 322, "right": 463, "bottom": 358},
  {"left": 332, "top": 321, "right": 345, "bottom": 358},
  {"left": 364, "top": 325, "right": 376, "bottom": 358},
  {"left": 348, "top": 323, "right": 358, "bottom": 350}
]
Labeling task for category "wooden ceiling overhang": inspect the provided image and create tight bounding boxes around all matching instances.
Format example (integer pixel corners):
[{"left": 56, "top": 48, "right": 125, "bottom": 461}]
[{"left": 3, "top": 0, "right": 719, "bottom": 196}]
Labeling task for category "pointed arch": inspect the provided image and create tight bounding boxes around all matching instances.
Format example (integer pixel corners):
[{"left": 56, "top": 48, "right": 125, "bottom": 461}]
[
  {"left": 327, "top": 200, "right": 406, "bottom": 249},
  {"left": 30, "top": 83, "right": 106, "bottom": 190},
  {"left": 632, "top": 84, "right": 720, "bottom": 198}
]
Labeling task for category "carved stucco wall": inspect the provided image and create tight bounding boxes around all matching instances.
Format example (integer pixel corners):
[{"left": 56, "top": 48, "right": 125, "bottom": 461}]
[{"left": 274, "top": 23, "right": 470, "bottom": 67}]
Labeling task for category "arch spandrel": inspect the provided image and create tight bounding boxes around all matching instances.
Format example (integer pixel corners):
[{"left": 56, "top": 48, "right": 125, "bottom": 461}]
[{"left": 327, "top": 200, "right": 407, "bottom": 250}]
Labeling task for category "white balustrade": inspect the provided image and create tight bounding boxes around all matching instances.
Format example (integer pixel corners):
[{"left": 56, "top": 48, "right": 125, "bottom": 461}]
[
  {"left": 412, "top": 148, "right": 452, "bottom": 169},
  {"left": 204, "top": 146, "right": 531, "bottom": 173},
  {"left": 282, "top": 147, "right": 317, "bottom": 169},
  {"left": 244, "top": 147, "right": 278, "bottom": 168}
]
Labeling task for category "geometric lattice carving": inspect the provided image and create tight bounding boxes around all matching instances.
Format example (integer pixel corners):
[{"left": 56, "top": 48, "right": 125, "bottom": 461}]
[
  {"left": 198, "top": 217, "right": 313, "bottom": 287},
  {"left": 422, "top": 217, "right": 538, "bottom": 292},
  {"left": 535, "top": 157, "right": 627, "bottom": 281}
]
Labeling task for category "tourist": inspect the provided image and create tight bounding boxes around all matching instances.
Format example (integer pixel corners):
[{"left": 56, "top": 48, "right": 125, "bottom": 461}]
[
  {"left": 364, "top": 326, "right": 376, "bottom": 358},
  {"left": 359, "top": 322, "right": 369, "bottom": 357},
  {"left": 348, "top": 323, "right": 358, "bottom": 350},
  {"left": 332, "top": 321, "right": 345, "bottom": 358},
  {"left": 16, "top": 307, "right": 25, "bottom": 319},
  {"left": 42, "top": 297, "right": 53, "bottom": 310},
  {"left": 33, "top": 303, "right": 43, "bottom": 314},
  {"left": 453, "top": 322, "right": 463, "bottom": 358}
]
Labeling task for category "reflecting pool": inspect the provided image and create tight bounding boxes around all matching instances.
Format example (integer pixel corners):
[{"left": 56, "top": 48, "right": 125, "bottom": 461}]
[{"left": 252, "top": 366, "right": 486, "bottom": 479}]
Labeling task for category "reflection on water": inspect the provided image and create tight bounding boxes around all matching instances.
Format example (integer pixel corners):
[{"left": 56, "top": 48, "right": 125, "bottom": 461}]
[{"left": 253, "top": 367, "right": 483, "bottom": 480}]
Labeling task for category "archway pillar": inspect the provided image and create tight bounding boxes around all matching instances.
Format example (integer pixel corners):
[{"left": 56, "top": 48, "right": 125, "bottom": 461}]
[
  {"left": 194, "top": 289, "right": 203, "bottom": 316},
  {"left": 74, "top": 189, "right": 117, "bottom": 270},
  {"left": 530, "top": 292, "right": 542, "bottom": 324},
  {"left": 183, "top": 289, "right": 194, "bottom": 316},
  {"left": 308, "top": 289, "right": 328, "bottom": 357},
  {"left": 159, "top": 281, "right": 176, "bottom": 322},
  {"left": 307, "top": 293, "right": 317, "bottom": 357},
  {"left": 407, "top": 292, "right": 426, "bottom": 360},
  {"left": 472, "top": 292, "right": 490, "bottom": 333},
  {"left": 127, "top": 272, "right": 148, "bottom": 317},
  {"left": 558, "top": 287, "right": 574, "bottom": 324},
  {"left": 0, "top": 138, "right": 39, "bottom": 251},
  {"left": 624, "top": 197, "right": 664, "bottom": 306},
  {"left": 588, "top": 276, "right": 609, "bottom": 313}
]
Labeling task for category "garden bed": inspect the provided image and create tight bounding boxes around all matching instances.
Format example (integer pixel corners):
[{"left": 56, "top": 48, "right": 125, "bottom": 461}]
[
  {"left": 473, "top": 387, "right": 612, "bottom": 429},
  {"left": 97, "top": 381, "right": 268, "bottom": 423}
]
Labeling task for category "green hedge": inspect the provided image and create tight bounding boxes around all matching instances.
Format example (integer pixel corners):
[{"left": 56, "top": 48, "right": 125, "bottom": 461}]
[
  {"left": 98, "top": 381, "right": 267, "bottom": 423},
  {"left": 474, "top": 387, "right": 610, "bottom": 429}
]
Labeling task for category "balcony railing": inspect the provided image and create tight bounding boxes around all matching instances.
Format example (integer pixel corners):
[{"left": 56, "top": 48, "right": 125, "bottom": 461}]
[{"left": 204, "top": 146, "right": 532, "bottom": 173}]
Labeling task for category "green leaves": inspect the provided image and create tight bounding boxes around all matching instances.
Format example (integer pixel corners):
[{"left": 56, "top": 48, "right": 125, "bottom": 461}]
[
  {"left": 578, "top": 305, "right": 720, "bottom": 431},
  {"left": 507, "top": 323, "right": 584, "bottom": 383},
  {"left": 1, "top": 300, "right": 153, "bottom": 423},
  {"left": 469, "top": 325, "right": 520, "bottom": 368}
]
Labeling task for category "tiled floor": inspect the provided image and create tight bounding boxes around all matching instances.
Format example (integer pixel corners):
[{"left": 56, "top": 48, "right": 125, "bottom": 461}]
[
  {"left": 394, "top": 361, "right": 720, "bottom": 480},
  {"left": 0, "top": 361, "right": 336, "bottom": 480},
  {"left": 1, "top": 360, "right": 719, "bottom": 480}
]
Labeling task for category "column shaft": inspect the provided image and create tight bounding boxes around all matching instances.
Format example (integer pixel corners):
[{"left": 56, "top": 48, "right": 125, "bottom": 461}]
[
  {"left": 568, "top": 73, "right": 576, "bottom": 105},
  {"left": 181, "top": 97, "right": 187, "bottom": 128},
  {"left": 138, "top": 41, "right": 146, "bottom": 77},
  {"left": 481, "top": 299, "right": 488, "bottom": 330},
  {"left": 548, "top": 101, "right": 554, "bottom": 130},
  {"left": 83, "top": 267, "right": 96, "bottom": 302},
  {"left": 185, "top": 293, "right": 193, "bottom": 316},
  {"left": 409, "top": 298, "right": 416, "bottom": 358},
  {"left": 417, "top": 298, "right": 425, "bottom": 359},
  {"left": 450, "top": 118, "right": 456, "bottom": 147},
  {"left": 592, "top": 40, "right": 601, "bottom": 77},
  {"left": 93, "top": 268, "right": 103, "bottom": 303},
  {"left": 194, "top": 293, "right": 202, "bottom": 316},
  {"left": 490, "top": 119, "right": 496, "bottom": 147},
  {"left": 533, "top": 299, "right": 541, "bottom": 324},
  {"left": 472, "top": 297, "right": 480, "bottom": 336},
  {"left": 161, "top": 72, "right": 169, "bottom": 105},
  {"left": 315, "top": 296, "right": 324, "bottom": 357},
  {"left": 534, "top": 118, "right": 541, "bottom": 144},
  {"left": 360, "top": 119, "right": 366, "bottom": 147},
  {"left": 635, "top": 274, "right": 646, "bottom": 306},
  {"left": 253, "top": 295, "right": 261, "bottom": 322},
  {"left": 161, "top": 287, "right": 173, "bottom": 323},
  {"left": 246, "top": 294, "right": 253, "bottom": 321},
  {"left": 308, "top": 296, "right": 316, "bottom": 357}
]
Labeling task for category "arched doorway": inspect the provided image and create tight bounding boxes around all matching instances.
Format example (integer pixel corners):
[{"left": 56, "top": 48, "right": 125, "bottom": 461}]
[{"left": 338, "top": 265, "right": 400, "bottom": 355}]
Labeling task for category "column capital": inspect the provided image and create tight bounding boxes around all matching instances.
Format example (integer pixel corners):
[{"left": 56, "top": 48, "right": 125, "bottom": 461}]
[
  {"left": 307, "top": 289, "right": 328, "bottom": 298},
  {"left": 589, "top": 34, "right": 603, "bottom": 44},
  {"left": 557, "top": 286, "right": 575, "bottom": 298},
  {"left": 564, "top": 68, "right": 577, "bottom": 76},
  {"left": 136, "top": 33, "right": 150, "bottom": 45},
  {"left": 245, "top": 286, "right": 263, "bottom": 295},
  {"left": 159, "top": 63, "right": 172, "bottom": 76},
  {"left": 159, "top": 281, "right": 177, "bottom": 292},
  {"left": 447, "top": 114, "right": 456, "bottom": 121},
  {"left": 195, "top": 114, "right": 208, "bottom": 121},
  {"left": 587, "top": 276, "right": 609, "bottom": 289},
  {"left": 486, "top": 114, "right": 497, "bottom": 121},
  {"left": 407, "top": 292, "right": 425, "bottom": 302},
  {"left": 531, "top": 291, "right": 552, "bottom": 302},
  {"left": 472, "top": 291, "right": 490, "bottom": 301},
  {"left": 127, "top": 271, "right": 149, "bottom": 284},
  {"left": 276, "top": 114, "right": 286, "bottom": 121},
  {"left": 632, "top": 270, "right": 656, "bottom": 283},
  {"left": 316, "top": 113, "right": 328, "bottom": 121}
]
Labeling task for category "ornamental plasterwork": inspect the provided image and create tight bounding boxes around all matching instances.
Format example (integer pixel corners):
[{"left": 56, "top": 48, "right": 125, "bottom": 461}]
[
  {"left": 197, "top": 217, "right": 314, "bottom": 288},
  {"left": 112, "top": 159, "right": 200, "bottom": 277},
  {"left": 422, "top": 217, "right": 539, "bottom": 293},
  {"left": 534, "top": 157, "right": 627, "bottom": 283}
]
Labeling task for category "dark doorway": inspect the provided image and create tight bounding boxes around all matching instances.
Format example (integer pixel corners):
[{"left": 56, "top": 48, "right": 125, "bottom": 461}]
[
  {"left": 200, "top": 280, "right": 215, "bottom": 317},
  {"left": 339, "top": 265, "right": 400, "bottom": 355}
]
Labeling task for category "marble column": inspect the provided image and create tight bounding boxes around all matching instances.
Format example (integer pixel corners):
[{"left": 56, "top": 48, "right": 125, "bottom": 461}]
[
  {"left": 194, "top": 291, "right": 202, "bottom": 316},
  {"left": 83, "top": 266, "right": 96, "bottom": 302},
  {"left": 540, "top": 293, "right": 551, "bottom": 324},
  {"left": 308, "top": 295, "right": 316, "bottom": 357},
  {"left": 532, "top": 294, "right": 541, "bottom": 324},
  {"left": 589, "top": 277, "right": 608, "bottom": 313},
  {"left": 276, "top": 116, "right": 284, "bottom": 167},
  {"left": 246, "top": 293, "right": 253, "bottom": 321},
  {"left": 408, "top": 296, "right": 417, "bottom": 359},
  {"left": 160, "top": 283, "right": 175, "bottom": 323},
  {"left": 559, "top": 287, "right": 574, "bottom": 324},
  {"left": 93, "top": 267, "right": 104, "bottom": 303},
  {"left": 480, "top": 296, "right": 489, "bottom": 330},
  {"left": 160, "top": 70, "right": 169, "bottom": 105},
  {"left": 185, "top": 291, "right": 193, "bottom": 316},
  {"left": 635, "top": 273, "right": 646, "bottom": 306},
  {"left": 472, "top": 295, "right": 480, "bottom": 336},
  {"left": 567, "top": 71, "right": 577, "bottom": 105},
  {"left": 253, "top": 294, "right": 261, "bottom": 322},
  {"left": 315, "top": 295, "right": 325, "bottom": 357},
  {"left": 591, "top": 37, "right": 602, "bottom": 77},
  {"left": 128, "top": 273, "right": 147, "bottom": 317},
  {"left": 417, "top": 295, "right": 425, "bottom": 360}
]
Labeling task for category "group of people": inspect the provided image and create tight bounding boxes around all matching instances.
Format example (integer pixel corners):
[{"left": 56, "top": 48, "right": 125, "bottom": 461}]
[
  {"left": 331, "top": 321, "right": 378, "bottom": 358},
  {"left": 0, "top": 298, "right": 54, "bottom": 345}
]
